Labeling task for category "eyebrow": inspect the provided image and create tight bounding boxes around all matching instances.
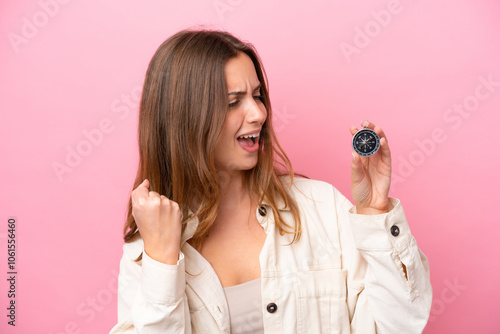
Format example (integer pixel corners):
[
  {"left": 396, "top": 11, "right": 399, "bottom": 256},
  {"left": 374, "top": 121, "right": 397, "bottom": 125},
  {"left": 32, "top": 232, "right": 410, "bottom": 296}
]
[{"left": 228, "top": 83, "right": 261, "bottom": 96}]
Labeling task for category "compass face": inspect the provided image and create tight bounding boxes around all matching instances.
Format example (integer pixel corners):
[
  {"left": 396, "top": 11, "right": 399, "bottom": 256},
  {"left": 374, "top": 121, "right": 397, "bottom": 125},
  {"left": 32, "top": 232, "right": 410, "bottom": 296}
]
[{"left": 352, "top": 128, "right": 380, "bottom": 157}]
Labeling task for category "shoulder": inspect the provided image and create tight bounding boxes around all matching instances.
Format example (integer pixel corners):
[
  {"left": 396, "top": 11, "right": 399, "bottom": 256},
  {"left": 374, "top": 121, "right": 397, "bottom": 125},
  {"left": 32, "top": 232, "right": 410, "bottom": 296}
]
[
  {"left": 280, "top": 175, "right": 350, "bottom": 208},
  {"left": 279, "top": 176, "right": 355, "bottom": 237},
  {"left": 288, "top": 176, "right": 333, "bottom": 193}
]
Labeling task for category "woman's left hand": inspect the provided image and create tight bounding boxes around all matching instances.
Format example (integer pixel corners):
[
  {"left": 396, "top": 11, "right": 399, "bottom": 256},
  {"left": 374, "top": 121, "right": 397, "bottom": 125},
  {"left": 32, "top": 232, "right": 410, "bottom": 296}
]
[{"left": 350, "top": 120, "right": 392, "bottom": 215}]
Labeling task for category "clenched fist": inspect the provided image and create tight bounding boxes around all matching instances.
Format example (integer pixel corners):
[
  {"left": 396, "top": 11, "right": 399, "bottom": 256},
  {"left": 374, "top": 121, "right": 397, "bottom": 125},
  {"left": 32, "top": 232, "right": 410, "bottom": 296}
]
[{"left": 131, "top": 179, "right": 182, "bottom": 265}]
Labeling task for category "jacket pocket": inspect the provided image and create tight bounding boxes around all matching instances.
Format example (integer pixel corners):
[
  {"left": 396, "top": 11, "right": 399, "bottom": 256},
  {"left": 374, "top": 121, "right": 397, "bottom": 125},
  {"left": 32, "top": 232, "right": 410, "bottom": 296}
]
[
  {"left": 186, "top": 285, "right": 222, "bottom": 334},
  {"left": 294, "top": 268, "right": 350, "bottom": 334},
  {"left": 190, "top": 306, "right": 221, "bottom": 334}
]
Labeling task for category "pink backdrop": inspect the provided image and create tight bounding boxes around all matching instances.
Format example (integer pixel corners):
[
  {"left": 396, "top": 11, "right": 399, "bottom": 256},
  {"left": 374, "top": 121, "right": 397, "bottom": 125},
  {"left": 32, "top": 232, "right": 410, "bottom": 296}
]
[{"left": 1, "top": 0, "right": 499, "bottom": 333}]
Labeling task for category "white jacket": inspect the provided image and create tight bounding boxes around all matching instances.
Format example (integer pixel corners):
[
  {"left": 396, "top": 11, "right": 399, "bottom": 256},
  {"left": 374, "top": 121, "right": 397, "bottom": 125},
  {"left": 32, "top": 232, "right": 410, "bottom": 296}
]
[{"left": 110, "top": 177, "right": 432, "bottom": 333}]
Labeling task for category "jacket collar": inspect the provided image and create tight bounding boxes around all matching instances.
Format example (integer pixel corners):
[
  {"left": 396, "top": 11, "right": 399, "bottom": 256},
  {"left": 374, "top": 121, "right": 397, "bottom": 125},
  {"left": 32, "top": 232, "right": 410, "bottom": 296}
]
[{"left": 261, "top": 192, "right": 290, "bottom": 211}]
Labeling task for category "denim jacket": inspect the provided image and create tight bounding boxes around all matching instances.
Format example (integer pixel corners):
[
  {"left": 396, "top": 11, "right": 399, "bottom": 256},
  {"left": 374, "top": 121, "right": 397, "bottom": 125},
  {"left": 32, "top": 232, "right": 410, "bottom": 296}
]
[{"left": 110, "top": 177, "right": 432, "bottom": 333}]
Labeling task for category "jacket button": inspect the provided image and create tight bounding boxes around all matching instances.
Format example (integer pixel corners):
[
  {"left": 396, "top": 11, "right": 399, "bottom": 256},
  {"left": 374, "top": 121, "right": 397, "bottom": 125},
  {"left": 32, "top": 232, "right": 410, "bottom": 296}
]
[
  {"left": 258, "top": 206, "right": 267, "bottom": 216},
  {"left": 391, "top": 225, "right": 400, "bottom": 237},
  {"left": 266, "top": 303, "right": 277, "bottom": 313}
]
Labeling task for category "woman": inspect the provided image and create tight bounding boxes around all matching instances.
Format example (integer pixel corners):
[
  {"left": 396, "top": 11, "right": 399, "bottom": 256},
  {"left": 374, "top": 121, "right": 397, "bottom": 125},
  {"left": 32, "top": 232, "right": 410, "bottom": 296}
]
[{"left": 110, "top": 29, "right": 432, "bottom": 333}]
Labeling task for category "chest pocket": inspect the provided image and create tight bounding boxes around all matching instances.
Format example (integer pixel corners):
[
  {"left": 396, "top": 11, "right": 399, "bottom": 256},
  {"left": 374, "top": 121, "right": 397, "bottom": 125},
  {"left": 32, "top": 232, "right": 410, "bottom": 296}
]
[
  {"left": 186, "top": 284, "right": 222, "bottom": 334},
  {"left": 294, "top": 268, "right": 350, "bottom": 334}
]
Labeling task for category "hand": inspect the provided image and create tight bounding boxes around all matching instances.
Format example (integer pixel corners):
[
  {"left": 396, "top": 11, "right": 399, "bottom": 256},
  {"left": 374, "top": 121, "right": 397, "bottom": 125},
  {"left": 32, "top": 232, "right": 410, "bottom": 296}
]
[
  {"left": 131, "top": 179, "right": 182, "bottom": 264},
  {"left": 349, "top": 121, "right": 392, "bottom": 215}
]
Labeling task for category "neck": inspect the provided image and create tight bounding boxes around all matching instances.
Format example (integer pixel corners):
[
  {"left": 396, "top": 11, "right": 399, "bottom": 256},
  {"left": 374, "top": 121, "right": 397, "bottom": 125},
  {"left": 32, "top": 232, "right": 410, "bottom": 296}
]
[
  {"left": 218, "top": 170, "right": 253, "bottom": 213},
  {"left": 187, "top": 169, "right": 256, "bottom": 251},
  {"left": 188, "top": 170, "right": 254, "bottom": 214}
]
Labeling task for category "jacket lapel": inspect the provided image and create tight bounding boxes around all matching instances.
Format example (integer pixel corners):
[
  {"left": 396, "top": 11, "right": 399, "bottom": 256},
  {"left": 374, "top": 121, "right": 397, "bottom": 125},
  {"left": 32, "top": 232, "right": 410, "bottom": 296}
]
[{"left": 182, "top": 242, "right": 231, "bottom": 333}]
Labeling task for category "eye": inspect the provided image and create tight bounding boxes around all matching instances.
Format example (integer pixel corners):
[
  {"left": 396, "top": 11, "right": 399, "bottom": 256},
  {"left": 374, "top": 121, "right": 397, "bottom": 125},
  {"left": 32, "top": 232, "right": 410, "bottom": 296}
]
[
  {"left": 254, "top": 95, "right": 265, "bottom": 103},
  {"left": 228, "top": 100, "right": 239, "bottom": 108}
]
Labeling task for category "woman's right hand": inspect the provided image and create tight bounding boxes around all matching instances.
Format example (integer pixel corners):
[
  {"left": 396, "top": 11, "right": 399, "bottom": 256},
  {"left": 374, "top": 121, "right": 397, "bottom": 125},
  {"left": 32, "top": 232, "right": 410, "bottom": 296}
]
[{"left": 131, "top": 179, "right": 182, "bottom": 265}]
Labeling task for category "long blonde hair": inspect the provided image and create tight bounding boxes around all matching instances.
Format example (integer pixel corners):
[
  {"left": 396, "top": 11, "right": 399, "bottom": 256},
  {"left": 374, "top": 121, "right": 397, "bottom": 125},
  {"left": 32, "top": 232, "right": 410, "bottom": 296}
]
[{"left": 123, "top": 28, "right": 307, "bottom": 253}]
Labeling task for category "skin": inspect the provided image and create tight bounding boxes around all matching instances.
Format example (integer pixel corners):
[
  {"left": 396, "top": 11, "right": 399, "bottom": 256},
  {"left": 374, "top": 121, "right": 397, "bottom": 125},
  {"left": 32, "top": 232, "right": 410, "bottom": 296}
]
[
  {"left": 131, "top": 178, "right": 182, "bottom": 265},
  {"left": 130, "top": 52, "right": 401, "bottom": 282}
]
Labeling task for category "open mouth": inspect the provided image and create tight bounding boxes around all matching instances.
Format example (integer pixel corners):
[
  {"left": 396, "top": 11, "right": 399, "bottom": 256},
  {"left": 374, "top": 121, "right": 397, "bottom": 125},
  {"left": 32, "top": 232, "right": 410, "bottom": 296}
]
[{"left": 237, "top": 133, "right": 259, "bottom": 148}]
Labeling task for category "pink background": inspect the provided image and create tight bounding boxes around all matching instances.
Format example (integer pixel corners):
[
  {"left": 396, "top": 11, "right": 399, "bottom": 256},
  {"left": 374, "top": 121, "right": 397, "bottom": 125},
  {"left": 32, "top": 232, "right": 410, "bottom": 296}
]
[{"left": 1, "top": 0, "right": 499, "bottom": 333}]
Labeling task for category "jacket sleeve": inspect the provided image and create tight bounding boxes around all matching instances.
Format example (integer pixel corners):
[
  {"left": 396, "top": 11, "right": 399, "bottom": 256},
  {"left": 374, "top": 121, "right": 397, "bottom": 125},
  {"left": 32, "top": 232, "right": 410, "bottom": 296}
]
[
  {"left": 109, "top": 239, "right": 192, "bottom": 334},
  {"left": 333, "top": 187, "right": 433, "bottom": 333}
]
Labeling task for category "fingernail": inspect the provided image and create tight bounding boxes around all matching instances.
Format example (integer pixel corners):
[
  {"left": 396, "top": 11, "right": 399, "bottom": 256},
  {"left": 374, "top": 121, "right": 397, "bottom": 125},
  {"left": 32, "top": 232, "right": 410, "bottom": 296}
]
[{"left": 352, "top": 152, "right": 356, "bottom": 162}]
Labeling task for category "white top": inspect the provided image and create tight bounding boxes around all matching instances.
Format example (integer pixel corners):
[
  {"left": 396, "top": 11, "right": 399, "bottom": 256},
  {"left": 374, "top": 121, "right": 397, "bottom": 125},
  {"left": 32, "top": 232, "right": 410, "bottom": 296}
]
[
  {"left": 223, "top": 278, "right": 264, "bottom": 334},
  {"left": 110, "top": 177, "right": 433, "bottom": 333}
]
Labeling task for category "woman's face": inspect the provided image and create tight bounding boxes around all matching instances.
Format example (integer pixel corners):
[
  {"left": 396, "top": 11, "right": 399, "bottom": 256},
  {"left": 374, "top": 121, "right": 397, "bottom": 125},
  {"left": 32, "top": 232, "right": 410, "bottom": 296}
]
[{"left": 214, "top": 52, "right": 267, "bottom": 175}]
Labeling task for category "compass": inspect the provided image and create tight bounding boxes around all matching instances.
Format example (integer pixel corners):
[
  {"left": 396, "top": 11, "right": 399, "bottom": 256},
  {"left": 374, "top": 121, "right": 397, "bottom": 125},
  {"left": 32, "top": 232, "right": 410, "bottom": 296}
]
[{"left": 352, "top": 120, "right": 380, "bottom": 157}]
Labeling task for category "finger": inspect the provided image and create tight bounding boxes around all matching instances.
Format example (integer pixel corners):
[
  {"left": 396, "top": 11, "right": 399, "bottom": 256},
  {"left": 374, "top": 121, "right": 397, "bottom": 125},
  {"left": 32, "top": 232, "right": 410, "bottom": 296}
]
[
  {"left": 349, "top": 126, "right": 359, "bottom": 136},
  {"left": 379, "top": 136, "right": 391, "bottom": 160},
  {"left": 360, "top": 120, "right": 371, "bottom": 129},
  {"left": 160, "top": 195, "right": 170, "bottom": 210},
  {"left": 162, "top": 196, "right": 180, "bottom": 209},
  {"left": 361, "top": 119, "right": 375, "bottom": 129},
  {"left": 160, "top": 196, "right": 181, "bottom": 221},
  {"left": 361, "top": 120, "right": 389, "bottom": 145},
  {"left": 132, "top": 179, "right": 150, "bottom": 205},
  {"left": 135, "top": 178, "right": 149, "bottom": 189},
  {"left": 351, "top": 151, "right": 364, "bottom": 184},
  {"left": 373, "top": 125, "right": 388, "bottom": 144},
  {"left": 149, "top": 191, "right": 161, "bottom": 198}
]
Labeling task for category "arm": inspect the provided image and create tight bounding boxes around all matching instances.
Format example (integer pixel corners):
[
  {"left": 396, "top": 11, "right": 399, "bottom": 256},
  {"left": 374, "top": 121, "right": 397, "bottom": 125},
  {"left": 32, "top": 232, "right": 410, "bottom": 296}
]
[
  {"left": 335, "top": 189, "right": 432, "bottom": 333},
  {"left": 109, "top": 241, "right": 191, "bottom": 334}
]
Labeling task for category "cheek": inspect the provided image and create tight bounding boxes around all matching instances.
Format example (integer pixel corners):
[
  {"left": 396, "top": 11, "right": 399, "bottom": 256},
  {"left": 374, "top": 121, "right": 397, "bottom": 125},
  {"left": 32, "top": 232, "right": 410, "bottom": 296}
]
[
  {"left": 222, "top": 116, "right": 240, "bottom": 138},
  {"left": 260, "top": 105, "right": 268, "bottom": 119},
  {"left": 216, "top": 124, "right": 236, "bottom": 152}
]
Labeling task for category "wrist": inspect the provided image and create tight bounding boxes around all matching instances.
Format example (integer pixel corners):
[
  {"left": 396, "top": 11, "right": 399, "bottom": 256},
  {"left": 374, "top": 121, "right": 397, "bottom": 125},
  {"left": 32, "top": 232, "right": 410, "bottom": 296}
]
[
  {"left": 356, "top": 208, "right": 388, "bottom": 215},
  {"left": 144, "top": 245, "right": 180, "bottom": 265},
  {"left": 356, "top": 201, "right": 393, "bottom": 215}
]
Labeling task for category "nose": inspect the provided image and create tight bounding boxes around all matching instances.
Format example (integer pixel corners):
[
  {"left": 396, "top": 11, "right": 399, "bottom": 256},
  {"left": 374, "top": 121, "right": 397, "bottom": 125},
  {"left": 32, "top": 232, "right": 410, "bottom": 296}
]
[{"left": 246, "top": 98, "right": 267, "bottom": 125}]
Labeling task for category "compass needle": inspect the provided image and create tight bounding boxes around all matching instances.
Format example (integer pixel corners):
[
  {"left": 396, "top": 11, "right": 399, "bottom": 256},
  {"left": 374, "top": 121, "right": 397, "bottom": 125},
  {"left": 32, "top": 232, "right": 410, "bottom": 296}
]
[{"left": 352, "top": 120, "right": 380, "bottom": 157}]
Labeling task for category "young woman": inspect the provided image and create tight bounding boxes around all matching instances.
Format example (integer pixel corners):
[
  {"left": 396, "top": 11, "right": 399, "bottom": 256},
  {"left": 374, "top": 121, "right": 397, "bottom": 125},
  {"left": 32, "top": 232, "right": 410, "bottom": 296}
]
[{"left": 110, "top": 29, "right": 432, "bottom": 333}]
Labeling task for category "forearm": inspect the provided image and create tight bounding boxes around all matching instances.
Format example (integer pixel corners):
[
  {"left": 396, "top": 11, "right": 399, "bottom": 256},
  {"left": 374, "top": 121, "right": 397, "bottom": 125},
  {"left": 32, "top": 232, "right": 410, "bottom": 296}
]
[
  {"left": 132, "top": 251, "right": 190, "bottom": 332},
  {"left": 110, "top": 246, "right": 191, "bottom": 333}
]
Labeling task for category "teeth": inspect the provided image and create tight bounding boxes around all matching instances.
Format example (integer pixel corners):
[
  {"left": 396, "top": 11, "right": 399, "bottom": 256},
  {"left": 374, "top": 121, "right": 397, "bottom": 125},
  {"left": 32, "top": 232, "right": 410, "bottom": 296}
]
[{"left": 238, "top": 133, "right": 259, "bottom": 139}]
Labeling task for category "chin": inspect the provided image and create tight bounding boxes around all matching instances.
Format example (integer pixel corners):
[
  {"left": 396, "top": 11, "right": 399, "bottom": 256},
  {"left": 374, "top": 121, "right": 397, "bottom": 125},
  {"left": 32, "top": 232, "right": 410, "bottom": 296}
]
[{"left": 244, "top": 156, "right": 259, "bottom": 168}]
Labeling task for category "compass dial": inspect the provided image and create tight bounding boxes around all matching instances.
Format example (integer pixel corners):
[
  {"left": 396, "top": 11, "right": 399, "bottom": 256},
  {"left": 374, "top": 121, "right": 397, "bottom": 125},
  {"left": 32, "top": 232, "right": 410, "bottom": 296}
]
[{"left": 352, "top": 128, "right": 380, "bottom": 157}]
